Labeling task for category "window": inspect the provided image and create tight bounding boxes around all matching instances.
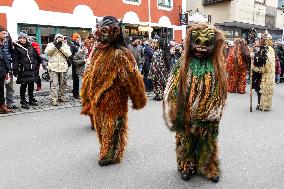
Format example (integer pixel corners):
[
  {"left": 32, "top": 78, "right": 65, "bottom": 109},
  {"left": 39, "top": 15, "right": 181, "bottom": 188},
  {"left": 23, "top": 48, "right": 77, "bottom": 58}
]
[
  {"left": 278, "top": 0, "right": 284, "bottom": 9},
  {"left": 158, "top": 0, "right": 172, "bottom": 8},
  {"left": 122, "top": 0, "right": 141, "bottom": 5},
  {"left": 18, "top": 24, "right": 91, "bottom": 52}
]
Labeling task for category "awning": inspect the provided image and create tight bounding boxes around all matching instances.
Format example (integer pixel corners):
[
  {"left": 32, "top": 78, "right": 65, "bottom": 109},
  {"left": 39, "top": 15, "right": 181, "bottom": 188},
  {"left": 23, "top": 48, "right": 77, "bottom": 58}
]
[{"left": 215, "top": 21, "right": 282, "bottom": 31}]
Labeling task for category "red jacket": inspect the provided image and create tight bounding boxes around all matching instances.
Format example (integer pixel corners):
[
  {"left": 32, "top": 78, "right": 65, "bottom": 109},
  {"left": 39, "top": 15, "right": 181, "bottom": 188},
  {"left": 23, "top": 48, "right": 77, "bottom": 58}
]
[
  {"left": 275, "top": 55, "right": 281, "bottom": 75},
  {"left": 31, "top": 42, "right": 41, "bottom": 56}
]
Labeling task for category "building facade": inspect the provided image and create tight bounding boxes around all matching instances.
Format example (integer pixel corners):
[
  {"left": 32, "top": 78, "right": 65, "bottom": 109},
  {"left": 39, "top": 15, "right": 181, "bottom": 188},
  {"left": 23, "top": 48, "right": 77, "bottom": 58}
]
[
  {"left": 0, "top": 0, "right": 186, "bottom": 50},
  {"left": 187, "top": 0, "right": 284, "bottom": 41}
]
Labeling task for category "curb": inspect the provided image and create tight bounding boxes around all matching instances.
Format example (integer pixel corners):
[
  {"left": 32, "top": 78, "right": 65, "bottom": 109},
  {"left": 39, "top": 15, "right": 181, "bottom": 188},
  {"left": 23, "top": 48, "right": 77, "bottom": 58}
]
[
  {"left": 0, "top": 104, "right": 81, "bottom": 117},
  {"left": 13, "top": 89, "right": 72, "bottom": 98}
]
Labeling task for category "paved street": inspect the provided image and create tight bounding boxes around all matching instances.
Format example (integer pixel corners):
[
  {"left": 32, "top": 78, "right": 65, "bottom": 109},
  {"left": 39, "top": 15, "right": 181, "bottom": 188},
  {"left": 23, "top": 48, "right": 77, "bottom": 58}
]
[{"left": 1, "top": 84, "right": 284, "bottom": 189}]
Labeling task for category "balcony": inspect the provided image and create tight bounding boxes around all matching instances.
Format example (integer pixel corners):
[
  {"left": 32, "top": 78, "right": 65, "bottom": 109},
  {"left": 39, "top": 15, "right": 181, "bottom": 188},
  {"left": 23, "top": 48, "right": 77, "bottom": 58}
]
[{"left": 203, "top": 0, "right": 232, "bottom": 6}]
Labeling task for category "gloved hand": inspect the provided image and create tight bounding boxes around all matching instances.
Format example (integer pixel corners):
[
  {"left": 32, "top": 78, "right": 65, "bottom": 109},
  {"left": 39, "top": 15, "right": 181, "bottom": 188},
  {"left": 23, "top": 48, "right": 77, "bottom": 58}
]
[{"left": 55, "top": 41, "right": 63, "bottom": 49}]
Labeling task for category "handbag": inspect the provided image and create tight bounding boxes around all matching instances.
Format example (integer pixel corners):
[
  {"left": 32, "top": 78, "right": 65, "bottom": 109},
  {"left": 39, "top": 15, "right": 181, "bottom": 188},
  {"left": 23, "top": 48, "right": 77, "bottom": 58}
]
[{"left": 58, "top": 48, "right": 72, "bottom": 67}]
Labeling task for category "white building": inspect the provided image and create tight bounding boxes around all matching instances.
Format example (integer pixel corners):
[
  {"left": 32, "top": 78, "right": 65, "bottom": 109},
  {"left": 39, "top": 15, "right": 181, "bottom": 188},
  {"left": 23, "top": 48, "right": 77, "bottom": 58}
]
[{"left": 187, "top": 0, "right": 284, "bottom": 40}]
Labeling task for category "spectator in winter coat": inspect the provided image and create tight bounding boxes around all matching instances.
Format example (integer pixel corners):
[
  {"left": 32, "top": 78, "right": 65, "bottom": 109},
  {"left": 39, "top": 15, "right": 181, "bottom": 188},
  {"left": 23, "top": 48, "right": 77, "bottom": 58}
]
[
  {"left": 3, "top": 31, "right": 17, "bottom": 109},
  {"left": 0, "top": 26, "right": 13, "bottom": 113},
  {"left": 73, "top": 45, "right": 88, "bottom": 91},
  {"left": 169, "top": 47, "right": 178, "bottom": 70},
  {"left": 127, "top": 36, "right": 144, "bottom": 71},
  {"left": 13, "top": 32, "right": 41, "bottom": 109},
  {"left": 275, "top": 54, "right": 281, "bottom": 84},
  {"left": 45, "top": 34, "right": 72, "bottom": 106},
  {"left": 275, "top": 41, "right": 284, "bottom": 82},
  {"left": 70, "top": 33, "right": 81, "bottom": 99},
  {"left": 29, "top": 36, "right": 42, "bottom": 91},
  {"left": 143, "top": 40, "right": 153, "bottom": 92}
]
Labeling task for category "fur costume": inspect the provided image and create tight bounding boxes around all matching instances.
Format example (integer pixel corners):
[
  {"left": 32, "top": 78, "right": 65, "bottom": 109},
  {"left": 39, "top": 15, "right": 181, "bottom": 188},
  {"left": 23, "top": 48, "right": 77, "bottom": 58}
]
[
  {"left": 80, "top": 16, "right": 147, "bottom": 166},
  {"left": 163, "top": 24, "right": 227, "bottom": 182},
  {"left": 148, "top": 40, "right": 170, "bottom": 100},
  {"left": 226, "top": 39, "right": 250, "bottom": 94},
  {"left": 252, "top": 32, "right": 275, "bottom": 111}
]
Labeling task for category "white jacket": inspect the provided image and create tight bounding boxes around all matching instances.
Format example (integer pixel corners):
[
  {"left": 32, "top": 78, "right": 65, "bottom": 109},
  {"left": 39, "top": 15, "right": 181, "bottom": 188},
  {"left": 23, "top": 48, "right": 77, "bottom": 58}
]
[{"left": 44, "top": 42, "right": 71, "bottom": 72}]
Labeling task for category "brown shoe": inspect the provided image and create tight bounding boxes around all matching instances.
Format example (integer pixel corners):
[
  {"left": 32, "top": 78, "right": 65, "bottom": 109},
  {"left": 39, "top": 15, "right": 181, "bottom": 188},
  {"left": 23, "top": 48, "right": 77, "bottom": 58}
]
[{"left": 0, "top": 104, "right": 14, "bottom": 114}]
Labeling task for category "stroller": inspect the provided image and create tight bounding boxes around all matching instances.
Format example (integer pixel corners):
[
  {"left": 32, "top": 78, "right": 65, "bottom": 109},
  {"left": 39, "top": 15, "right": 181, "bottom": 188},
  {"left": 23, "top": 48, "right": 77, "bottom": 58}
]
[{"left": 41, "top": 54, "right": 50, "bottom": 82}]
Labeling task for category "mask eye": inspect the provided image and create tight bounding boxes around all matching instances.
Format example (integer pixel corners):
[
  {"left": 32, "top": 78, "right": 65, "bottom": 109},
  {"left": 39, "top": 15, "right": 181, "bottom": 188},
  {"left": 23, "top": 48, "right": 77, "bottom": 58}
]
[
  {"left": 204, "top": 39, "right": 210, "bottom": 46},
  {"left": 195, "top": 38, "right": 201, "bottom": 45},
  {"left": 101, "top": 27, "right": 109, "bottom": 36}
]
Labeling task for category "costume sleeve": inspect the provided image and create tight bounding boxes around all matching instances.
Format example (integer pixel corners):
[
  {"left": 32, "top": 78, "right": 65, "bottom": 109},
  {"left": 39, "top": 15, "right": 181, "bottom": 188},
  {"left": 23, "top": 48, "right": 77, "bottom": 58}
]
[
  {"left": 119, "top": 50, "right": 147, "bottom": 110},
  {"left": 252, "top": 49, "right": 275, "bottom": 74}
]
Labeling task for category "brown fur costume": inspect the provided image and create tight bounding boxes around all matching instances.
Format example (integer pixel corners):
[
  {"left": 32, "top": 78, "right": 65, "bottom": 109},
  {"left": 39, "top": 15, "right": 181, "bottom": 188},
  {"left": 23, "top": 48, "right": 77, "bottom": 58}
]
[{"left": 81, "top": 37, "right": 146, "bottom": 165}]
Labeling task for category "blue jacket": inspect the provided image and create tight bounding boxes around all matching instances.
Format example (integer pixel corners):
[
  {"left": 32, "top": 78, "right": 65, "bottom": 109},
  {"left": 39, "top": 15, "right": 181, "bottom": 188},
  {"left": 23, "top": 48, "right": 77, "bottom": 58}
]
[
  {"left": 2, "top": 40, "right": 13, "bottom": 64},
  {"left": 144, "top": 45, "right": 153, "bottom": 66},
  {"left": 0, "top": 43, "right": 11, "bottom": 77}
]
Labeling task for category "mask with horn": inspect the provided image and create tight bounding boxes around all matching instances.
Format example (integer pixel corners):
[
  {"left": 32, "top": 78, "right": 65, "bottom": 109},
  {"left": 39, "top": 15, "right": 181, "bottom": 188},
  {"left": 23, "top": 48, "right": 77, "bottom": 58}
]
[
  {"left": 189, "top": 27, "right": 215, "bottom": 59},
  {"left": 95, "top": 16, "right": 122, "bottom": 49}
]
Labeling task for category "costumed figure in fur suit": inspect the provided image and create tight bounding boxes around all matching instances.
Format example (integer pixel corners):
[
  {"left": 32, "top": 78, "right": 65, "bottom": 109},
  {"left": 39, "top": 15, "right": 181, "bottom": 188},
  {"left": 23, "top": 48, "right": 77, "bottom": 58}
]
[
  {"left": 148, "top": 39, "right": 171, "bottom": 101},
  {"left": 252, "top": 31, "right": 275, "bottom": 111},
  {"left": 226, "top": 38, "right": 250, "bottom": 93},
  {"left": 163, "top": 24, "right": 227, "bottom": 182},
  {"left": 80, "top": 16, "right": 147, "bottom": 166}
]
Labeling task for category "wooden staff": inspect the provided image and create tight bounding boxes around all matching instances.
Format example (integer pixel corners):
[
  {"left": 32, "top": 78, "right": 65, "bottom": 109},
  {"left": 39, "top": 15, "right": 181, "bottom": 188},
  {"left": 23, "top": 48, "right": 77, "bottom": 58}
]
[{"left": 249, "top": 48, "right": 253, "bottom": 112}]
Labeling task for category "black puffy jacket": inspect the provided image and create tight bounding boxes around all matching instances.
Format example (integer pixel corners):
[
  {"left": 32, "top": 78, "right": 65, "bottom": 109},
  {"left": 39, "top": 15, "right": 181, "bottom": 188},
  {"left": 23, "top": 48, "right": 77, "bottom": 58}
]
[
  {"left": 0, "top": 44, "right": 11, "bottom": 78},
  {"left": 13, "top": 42, "right": 41, "bottom": 84}
]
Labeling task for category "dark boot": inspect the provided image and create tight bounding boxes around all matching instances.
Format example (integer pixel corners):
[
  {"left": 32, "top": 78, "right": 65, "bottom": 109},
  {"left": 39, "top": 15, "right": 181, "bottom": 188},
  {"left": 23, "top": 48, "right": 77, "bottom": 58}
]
[
  {"left": 20, "top": 100, "right": 30, "bottom": 109},
  {"left": 209, "top": 175, "right": 220, "bottom": 183},
  {"left": 29, "top": 98, "right": 38, "bottom": 106},
  {"left": 98, "top": 159, "right": 116, "bottom": 166},
  {"left": 181, "top": 171, "right": 192, "bottom": 181},
  {"left": 153, "top": 96, "right": 162, "bottom": 101},
  {"left": 30, "top": 98, "right": 38, "bottom": 103}
]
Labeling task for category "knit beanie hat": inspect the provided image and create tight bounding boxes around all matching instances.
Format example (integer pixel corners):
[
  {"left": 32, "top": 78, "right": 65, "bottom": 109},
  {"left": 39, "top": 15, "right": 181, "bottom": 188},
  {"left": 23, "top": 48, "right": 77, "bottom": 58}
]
[
  {"left": 54, "top": 34, "right": 64, "bottom": 41},
  {"left": 18, "top": 32, "right": 29, "bottom": 40},
  {"left": 72, "top": 33, "right": 80, "bottom": 41}
]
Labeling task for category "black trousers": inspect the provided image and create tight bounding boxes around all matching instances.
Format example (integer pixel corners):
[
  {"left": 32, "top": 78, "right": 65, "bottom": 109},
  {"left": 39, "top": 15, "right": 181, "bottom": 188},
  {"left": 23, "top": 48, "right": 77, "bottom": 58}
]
[
  {"left": 20, "top": 82, "right": 34, "bottom": 101},
  {"left": 72, "top": 65, "right": 79, "bottom": 97},
  {"left": 142, "top": 62, "right": 152, "bottom": 91},
  {"left": 257, "top": 92, "right": 261, "bottom": 105},
  {"left": 0, "top": 76, "right": 5, "bottom": 105}
]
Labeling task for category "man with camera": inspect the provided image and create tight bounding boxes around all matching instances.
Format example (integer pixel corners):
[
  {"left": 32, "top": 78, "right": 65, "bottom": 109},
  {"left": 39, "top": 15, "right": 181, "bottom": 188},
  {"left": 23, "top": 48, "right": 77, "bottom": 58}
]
[{"left": 45, "top": 34, "right": 72, "bottom": 106}]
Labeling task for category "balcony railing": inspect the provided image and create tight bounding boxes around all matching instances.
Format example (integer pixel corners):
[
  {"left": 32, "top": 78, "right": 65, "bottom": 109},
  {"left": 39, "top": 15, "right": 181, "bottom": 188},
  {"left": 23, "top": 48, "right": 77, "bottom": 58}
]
[{"left": 203, "top": 0, "right": 232, "bottom": 6}]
